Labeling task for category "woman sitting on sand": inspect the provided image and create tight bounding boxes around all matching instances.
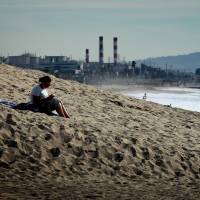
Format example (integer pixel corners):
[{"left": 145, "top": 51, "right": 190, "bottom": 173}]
[{"left": 30, "top": 76, "right": 70, "bottom": 118}]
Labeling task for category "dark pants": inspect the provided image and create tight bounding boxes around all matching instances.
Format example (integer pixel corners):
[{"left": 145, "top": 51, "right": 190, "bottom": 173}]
[{"left": 38, "top": 97, "right": 60, "bottom": 114}]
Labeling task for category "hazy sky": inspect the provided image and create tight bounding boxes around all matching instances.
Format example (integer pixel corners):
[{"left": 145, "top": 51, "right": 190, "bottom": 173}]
[{"left": 0, "top": 0, "right": 200, "bottom": 61}]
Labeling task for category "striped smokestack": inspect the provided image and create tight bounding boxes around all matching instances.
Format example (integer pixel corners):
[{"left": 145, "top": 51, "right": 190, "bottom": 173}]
[
  {"left": 86, "top": 49, "right": 89, "bottom": 63},
  {"left": 113, "top": 37, "right": 118, "bottom": 65},
  {"left": 99, "top": 36, "right": 104, "bottom": 64}
]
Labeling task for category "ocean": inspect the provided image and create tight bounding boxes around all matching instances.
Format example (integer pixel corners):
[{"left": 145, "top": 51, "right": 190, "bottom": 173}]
[{"left": 121, "top": 87, "right": 200, "bottom": 112}]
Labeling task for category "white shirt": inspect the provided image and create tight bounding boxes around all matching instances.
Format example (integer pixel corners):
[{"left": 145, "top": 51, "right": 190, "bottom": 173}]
[{"left": 30, "top": 85, "right": 49, "bottom": 103}]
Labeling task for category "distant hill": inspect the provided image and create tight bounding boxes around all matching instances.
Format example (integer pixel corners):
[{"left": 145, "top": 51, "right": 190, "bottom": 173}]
[{"left": 137, "top": 52, "right": 200, "bottom": 73}]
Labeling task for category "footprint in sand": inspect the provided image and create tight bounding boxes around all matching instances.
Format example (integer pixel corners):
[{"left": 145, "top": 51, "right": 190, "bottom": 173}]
[
  {"left": 114, "top": 152, "right": 124, "bottom": 162},
  {"left": 141, "top": 147, "right": 150, "bottom": 160},
  {"left": 6, "top": 114, "right": 17, "bottom": 125},
  {"left": 154, "top": 154, "right": 165, "bottom": 167},
  {"left": 0, "top": 147, "right": 3, "bottom": 158},
  {"left": 59, "top": 125, "right": 73, "bottom": 143},
  {"left": 3, "top": 139, "right": 18, "bottom": 148},
  {"left": 50, "top": 147, "right": 61, "bottom": 157},
  {"left": 130, "top": 146, "right": 137, "bottom": 157}
]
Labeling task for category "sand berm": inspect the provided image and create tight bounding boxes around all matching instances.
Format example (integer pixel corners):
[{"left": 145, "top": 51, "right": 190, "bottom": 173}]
[{"left": 0, "top": 64, "right": 200, "bottom": 200}]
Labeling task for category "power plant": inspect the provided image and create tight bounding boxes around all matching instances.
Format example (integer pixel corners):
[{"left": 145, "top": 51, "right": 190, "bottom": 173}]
[
  {"left": 82, "top": 36, "right": 137, "bottom": 83},
  {"left": 6, "top": 36, "right": 139, "bottom": 84},
  {"left": 4, "top": 35, "right": 192, "bottom": 85},
  {"left": 85, "top": 49, "right": 89, "bottom": 64},
  {"left": 86, "top": 36, "right": 119, "bottom": 65},
  {"left": 113, "top": 37, "right": 118, "bottom": 65},
  {"left": 99, "top": 36, "right": 104, "bottom": 65}
]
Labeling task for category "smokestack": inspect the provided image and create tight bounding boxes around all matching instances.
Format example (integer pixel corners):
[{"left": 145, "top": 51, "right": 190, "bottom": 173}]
[
  {"left": 86, "top": 49, "right": 89, "bottom": 63},
  {"left": 99, "top": 36, "right": 104, "bottom": 64},
  {"left": 113, "top": 37, "right": 118, "bottom": 65}
]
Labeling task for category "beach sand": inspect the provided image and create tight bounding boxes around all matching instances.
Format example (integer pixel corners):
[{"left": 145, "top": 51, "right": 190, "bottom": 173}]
[{"left": 0, "top": 64, "right": 200, "bottom": 199}]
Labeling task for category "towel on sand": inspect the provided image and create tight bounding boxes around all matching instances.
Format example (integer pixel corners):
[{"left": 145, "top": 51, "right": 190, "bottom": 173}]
[{"left": 0, "top": 99, "right": 18, "bottom": 108}]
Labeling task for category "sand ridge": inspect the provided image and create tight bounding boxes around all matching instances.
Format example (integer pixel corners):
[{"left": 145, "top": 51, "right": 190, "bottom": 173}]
[{"left": 0, "top": 64, "right": 200, "bottom": 199}]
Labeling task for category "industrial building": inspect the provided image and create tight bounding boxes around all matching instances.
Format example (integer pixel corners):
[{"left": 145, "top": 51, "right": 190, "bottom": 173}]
[
  {"left": 5, "top": 36, "right": 136, "bottom": 83},
  {"left": 83, "top": 36, "right": 135, "bottom": 83},
  {"left": 41, "top": 56, "right": 70, "bottom": 65},
  {"left": 3, "top": 36, "right": 195, "bottom": 85},
  {"left": 8, "top": 53, "right": 40, "bottom": 68},
  {"left": 7, "top": 54, "right": 82, "bottom": 78},
  {"left": 39, "top": 56, "right": 82, "bottom": 79}
]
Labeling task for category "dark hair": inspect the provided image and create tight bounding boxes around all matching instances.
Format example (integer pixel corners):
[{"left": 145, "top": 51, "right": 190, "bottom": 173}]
[{"left": 39, "top": 76, "right": 51, "bottom": 83}]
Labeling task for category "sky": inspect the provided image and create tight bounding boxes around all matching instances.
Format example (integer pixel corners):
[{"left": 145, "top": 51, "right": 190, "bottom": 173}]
[{"left": 0, "top": 0, "right": 200, "bottom": 61}]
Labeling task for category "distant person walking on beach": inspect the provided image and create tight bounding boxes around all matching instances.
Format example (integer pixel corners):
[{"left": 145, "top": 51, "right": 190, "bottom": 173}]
[
  {"left": 30, "top": 76, "right": 70, "bottom": 118},
  {"left": 143, "top": 92, "right": 147, "bottom": 100}
]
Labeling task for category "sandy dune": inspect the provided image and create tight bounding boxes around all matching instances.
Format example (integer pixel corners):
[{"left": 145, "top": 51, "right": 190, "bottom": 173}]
[{"left": 0, "top": 64, "right": 200, "bottom": 199}]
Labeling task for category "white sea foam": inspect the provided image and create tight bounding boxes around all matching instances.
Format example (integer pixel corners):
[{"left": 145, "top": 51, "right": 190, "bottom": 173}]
[{"left": 122, "top": 87, "right": 200, "bottom": 112}]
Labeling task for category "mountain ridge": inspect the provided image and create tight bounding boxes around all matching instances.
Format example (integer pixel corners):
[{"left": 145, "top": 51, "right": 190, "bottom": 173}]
[{"left": 137, "top": 52, "right": 200, "bottom": 72}]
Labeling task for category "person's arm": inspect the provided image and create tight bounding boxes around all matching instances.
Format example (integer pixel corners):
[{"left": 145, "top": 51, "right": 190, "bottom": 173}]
[
  {"left": 46, "top": 94, "right": 54, "bottom": 100},
  {"left": 32, "top": 94, "right": 54, "bottom": 104}
]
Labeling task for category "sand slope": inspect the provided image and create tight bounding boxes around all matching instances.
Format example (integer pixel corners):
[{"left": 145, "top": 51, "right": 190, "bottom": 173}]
[{"left": 0, "top": 64, "right": 200, "bottom": 199}]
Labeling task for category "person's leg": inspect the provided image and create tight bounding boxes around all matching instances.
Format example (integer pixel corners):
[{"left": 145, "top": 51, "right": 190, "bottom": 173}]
[
  {"left": 55, "top": 103, "right": 66, "bottom": 117},
  {"left": 60, "top": 102, "right": 70, "bottom": 118},
  {"left": 49, "top": 98, "right": 69, "bottom": 118}
]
